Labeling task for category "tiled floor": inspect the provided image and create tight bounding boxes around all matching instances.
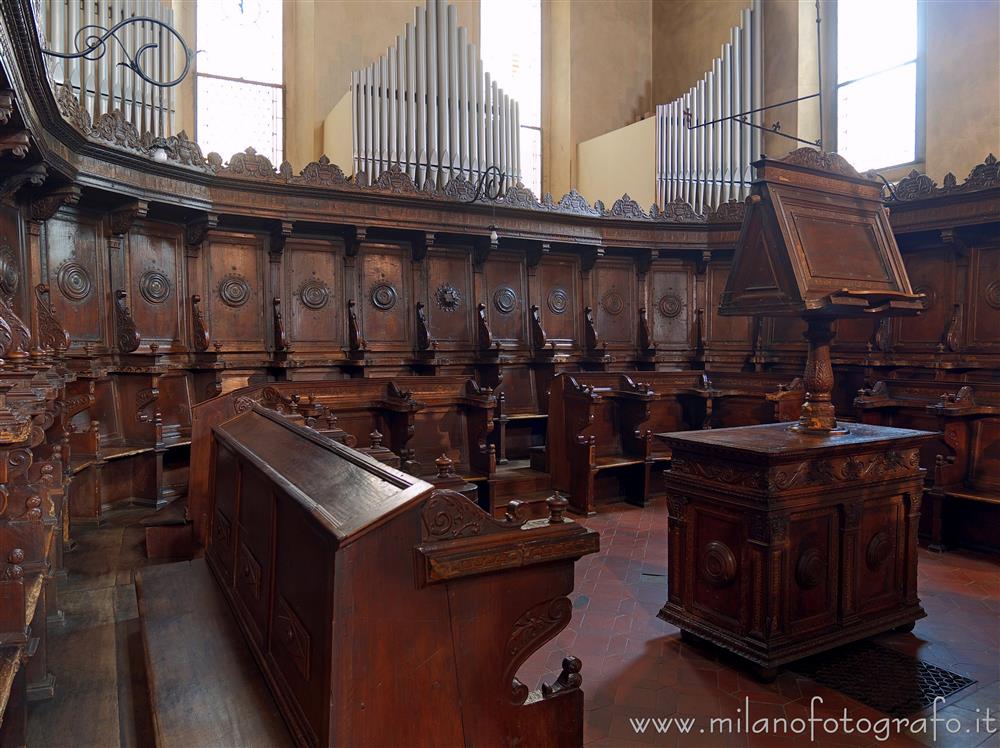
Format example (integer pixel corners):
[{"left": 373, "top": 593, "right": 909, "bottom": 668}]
[
  {"left": 518, "top": 499, "right": 1000, "bottom": 748},
  {"left": 29, "top": 499, "right": 999, "bottom": 747}
]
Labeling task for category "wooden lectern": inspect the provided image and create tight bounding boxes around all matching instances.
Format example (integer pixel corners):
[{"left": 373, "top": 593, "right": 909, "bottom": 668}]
[
  {"left": 206, "top": 405, "right": 599, "bottom": 747},
  {"left": 658, "top": 148, "right": 935, "bottom": 678}
]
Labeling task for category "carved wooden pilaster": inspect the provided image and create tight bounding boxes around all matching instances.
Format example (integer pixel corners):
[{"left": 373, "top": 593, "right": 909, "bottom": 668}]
[
  {"left": 839, "top": 501, "right": 863, "bottom": 623},
  {"left": 114, "top": 290, "right": 141, "bottom": 353}
]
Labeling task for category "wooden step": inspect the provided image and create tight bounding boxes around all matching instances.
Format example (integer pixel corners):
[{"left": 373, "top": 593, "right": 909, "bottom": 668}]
[{"left": 135, "top": 559, "right": 292, "bottom": 748}]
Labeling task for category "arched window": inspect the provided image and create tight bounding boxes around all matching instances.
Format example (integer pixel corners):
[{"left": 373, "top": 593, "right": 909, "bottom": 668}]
[
  {"left": 836, "top": 0, "right": 921, "bottom": 170},
  {"left": 196, "top": 0, "right": 284, "bottom": 165},
  {"left": 481, "top": 0, "right": 541, "bottom": 194}
]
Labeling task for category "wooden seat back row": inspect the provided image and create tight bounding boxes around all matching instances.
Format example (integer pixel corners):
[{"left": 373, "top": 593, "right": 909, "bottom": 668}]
[
  {"left": 547, "top": 371, "right": 806, "bottom": 514},
  {"left": 189, "top": 376, "right": 496, "bottom": 546},
  {"left": 204, "top": 405, "right": 598, "bottom": 747},
  {"left": 855, "top": 379, "right": 1000, "bottom": 550}
]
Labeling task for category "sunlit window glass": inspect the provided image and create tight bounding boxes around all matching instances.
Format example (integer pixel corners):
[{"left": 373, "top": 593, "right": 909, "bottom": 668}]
[
  {"left": 836, "top": 0, "right": 917, "bottom": 171},
  {"left": 481, "top": 0, "right": 541, "bottom": 194},
  {"left": 197, "top": 0, "right": 283, "bottom": 165}
]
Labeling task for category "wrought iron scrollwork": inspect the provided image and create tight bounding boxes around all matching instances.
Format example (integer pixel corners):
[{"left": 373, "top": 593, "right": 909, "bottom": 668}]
[{"left": 41, "top": 16, "right": 193, "bottom": 89}]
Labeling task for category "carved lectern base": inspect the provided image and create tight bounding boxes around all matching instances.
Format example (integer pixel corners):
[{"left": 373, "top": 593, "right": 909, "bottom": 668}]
[{"left": 657, "top": 422, "right": 934, "bottom": 675}]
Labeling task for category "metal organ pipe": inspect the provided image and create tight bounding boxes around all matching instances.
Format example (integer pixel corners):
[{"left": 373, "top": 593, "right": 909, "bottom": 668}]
[
  {"left": 351, "top": 0, "right": 521, "bottom": 188},
  {"left": 655, "top": 0, "right": 761, "bottom": 213}
]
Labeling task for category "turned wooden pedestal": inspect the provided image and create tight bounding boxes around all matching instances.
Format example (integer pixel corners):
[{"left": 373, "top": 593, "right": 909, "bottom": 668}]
[{"left": 657, "top": 422, "right": 935, "bottom": 677}]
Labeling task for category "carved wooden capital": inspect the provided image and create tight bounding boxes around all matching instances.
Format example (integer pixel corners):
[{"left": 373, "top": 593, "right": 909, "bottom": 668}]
[
  {"left": 109, "top": 200, "right": 149, "bottom": 236},
  {"left": 29, "top": 185, "right": 80, "bottom": 223}
]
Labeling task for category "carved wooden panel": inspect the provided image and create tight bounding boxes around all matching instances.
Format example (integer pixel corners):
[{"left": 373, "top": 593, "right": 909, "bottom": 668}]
[
  {"left": 272, "top": 492, "right": 327, "bottom": 735},
  {"left": 126, "top": 221, "right": 184, "bottom": 347},
  {"left": 0, "top": 204, "right": 25, "bottom": 314},
  {"left": 482, "top": 251, "right": 527, "bottom": 345},
  {"left": 768, "top": 316, "right": 807, "bottom": 347},
  {"left": 706, "top": 262, "right": 751, "bottom": 346},
  {"left": 896, "top": 249, "right": 955, "bottom": 349},
  {"left": 209, "top": 442, "right": 239, "bottom": 584},
  {"left": 44, "top": 211, "right": 105, "bottom": 346},
  {"left": 969, "top": 246, "right": 1000, "bottom": 351},
  {"left": 591, "top": 258, "right": 635, "bottom": 346},
  {"left": 205, "top": 231, "right": 266, "bottom": 349},
  {"left": 425, "top": 249, "right": 473, "bottom": 345},
  {"left": 649, "top": 262, "right": 694, "bottom": 348},
  {"left": 787, "top": 509, "right": 837, "bottom": 633},
  {"left": 359, "top": 242, "right": 411, "bottom": 349},
  {"left": 499, "top": 366, "right": 537, "bottom": 415},
  {"left": 235, "top": 463, "right": 273, "bottom": 647},
  {"left": 690, "top": 504, "right": 743, "bottom": 628},
  {"left": 285, "top": 237, "right": 343, "bottom": 349},
  {"left": 536, "top": 255, "right": 579, "bottom": 343},
  {"left": 856, "top": 497, "right": 905, "bottom": 615}
]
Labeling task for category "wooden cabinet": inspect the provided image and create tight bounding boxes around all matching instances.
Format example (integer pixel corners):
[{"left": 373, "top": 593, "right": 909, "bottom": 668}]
[
  {"left": 207, "top": 405, "right": 598, "bottom": 747},
  {"left": 657, "top": 422, "right": 934, "bottom": 676}
]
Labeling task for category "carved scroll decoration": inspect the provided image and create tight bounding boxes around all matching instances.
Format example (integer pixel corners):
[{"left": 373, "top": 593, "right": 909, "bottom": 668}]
[
  {"left": 191, "top": 294, "right": 210, "bottom": 351},
  {"left": 34, "top": 284, "right": 70, "bottom": 352},
  {"left": 114, "top": 289, "right": 141, "bottom": 352},
  {"left": 505, "top": 597, "right": 573, "bottom": 704}
]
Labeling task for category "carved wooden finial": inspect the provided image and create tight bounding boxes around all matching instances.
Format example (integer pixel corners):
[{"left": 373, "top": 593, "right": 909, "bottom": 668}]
[
  {"left": 505, "top": 499, "right": 525, "bottom": 525},
  {"left": 435, "top": 453, "right": 457, "bottom": 478},
  {"left": 547, "top": 491, "right": 569, "bottom": 524},
  {"left": 541, "top": 656, "right": 582, "bottom": 697},
  {"left": 369, "top": 430, "right": 384, "bottom": 448}
]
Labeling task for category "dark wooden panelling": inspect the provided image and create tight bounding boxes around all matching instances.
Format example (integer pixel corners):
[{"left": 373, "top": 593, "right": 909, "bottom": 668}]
[
  {"left": 425, "top": 248, "right": 474, "bottom": 345},
  {"left": 482, "top": 251, "right": 527, "bottom": 345},
  {"left": 591, "top": 258, "right": 635, "bottom": 347},
  {"left": 205, "top": 232, "right": 267, "bottom": 349},
  {"left": 285, "top": 237, "right": 343, "bottom": 349},
  {"left": 358, "top": 242, "right": 411, "bottom": 349},
  {"left": 537, "top": 255, "right": 580, "bottom": 343},
  {"left": 969, "top": 246, "right": 1000, "bottom": 351},
  {"left": 649, "top": 262, "right": 694, "bottom": 349},
  {"left": 126, "top": 221, "right": 184, "bottom": 348},
  {"left": 44, "top": 211, "right": 105, "bottom": 346}
]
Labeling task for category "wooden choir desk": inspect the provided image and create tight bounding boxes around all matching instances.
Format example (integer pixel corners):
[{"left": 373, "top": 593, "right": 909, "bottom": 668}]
[{"left": 206, "top": 405, "right": 598, "bottom": 747}]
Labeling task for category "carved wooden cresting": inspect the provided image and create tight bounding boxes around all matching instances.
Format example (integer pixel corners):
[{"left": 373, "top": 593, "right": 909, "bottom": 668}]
[{"left": 207, "top": 405, "right": 598, "bottom": 747}]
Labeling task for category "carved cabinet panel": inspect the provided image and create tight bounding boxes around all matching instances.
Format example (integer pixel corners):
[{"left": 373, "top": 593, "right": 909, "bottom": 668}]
[
  {"left": 285, "top": 237, "right": 343, "bottom": 349},
  {"left": 482, "top": 251, "right": 527, "bottom": 345},
  {"left": 787, "top": 509, "right": 838, "bottom": 633},
  {"left": 856, "top": 496, "right": 906, "bottom": 615},
  {"left": 359, "top": 242, "right": 410, "bottom": 349},
  {"left": 969, "top": 246, "right": 1000, "bottom": 351},
  {"left": 425, "top": 249, "right": 473, "bottom": 345},
  {"left": 649, "top": 263, "right": 694, "bottom": 348},
  {"left": 591, "top": 259, "right": 635, "bottom": 347},
  {"left": 205, "top": 232, "right": 267, "bottom": 349},
  {"left": 234, "top": 462, "right": 274, "bottom": 648},
  {"left": 44, "top": 211, "right": 106, "bottom": 347},
  {"left": 536, "top": 255, "right": 579, "bottom": 344},
  {"left": 125, "top": 221, "right": 184, "bottom": 348}
]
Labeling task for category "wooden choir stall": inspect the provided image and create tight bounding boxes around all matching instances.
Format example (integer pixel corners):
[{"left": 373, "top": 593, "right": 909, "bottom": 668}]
[{"left": 192, "top": 404, "right": 598, "bottom": 747}]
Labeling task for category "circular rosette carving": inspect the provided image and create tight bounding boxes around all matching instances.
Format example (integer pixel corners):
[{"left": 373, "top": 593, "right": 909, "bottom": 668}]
[
  {"left": 297, "top": 278, "right": 330, "bottom": 310},
  {"left": 218, "top": 274, "right": 251, "bottom": 308},
  {"left": 0, "top": 245, "right": 19, "bottom": 302},
  {"left": 600, "top": 290, "right": 624, "bottom": 316},
  {"left": 700, "top": 541, "right": 737, "bottom": 588},
  {"left": 657, "top": 292, "right": 683, "bottom": 318},
  {"left": 866, "top": 530, "right": 893, "bottom": 570},
  {"left": 370, "top": 282, "right": 398, "bottom": 311},
  {"left": 795, "top": 547, "right": 825, "bottom": 590},
  {"left": 493, "top": 285, "right": 518, "bottom": 315},
  {"left": 138, "top": 269, "right": 171, "bottom": 304},
  {"left": 546, "top": 287, "right": 568, "bottom": 315},
  {"left": 986, "top": 281, "right": 1000, "bottom": 311},
  {"left": 435, "top": 284, "right": 462, "bottom": 312},
  {"left": 56, "top": 260, "right": 93, "bottom": 302}
]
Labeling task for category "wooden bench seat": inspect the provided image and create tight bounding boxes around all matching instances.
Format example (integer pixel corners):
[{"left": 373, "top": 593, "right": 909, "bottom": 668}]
[{"left": 136, "top": 558, "right": 293, "bottom": 748}]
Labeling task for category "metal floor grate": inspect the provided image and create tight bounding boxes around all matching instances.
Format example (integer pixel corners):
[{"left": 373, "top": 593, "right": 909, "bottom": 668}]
[{"left": 793, "top": 642, "right": 976, "bottom": 717}]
